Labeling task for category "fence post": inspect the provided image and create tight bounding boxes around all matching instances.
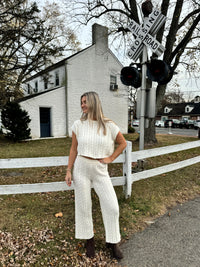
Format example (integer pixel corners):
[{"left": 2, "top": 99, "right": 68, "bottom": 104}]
[{"left": 123, "top": 141, "right": 132, "bottom": 198}]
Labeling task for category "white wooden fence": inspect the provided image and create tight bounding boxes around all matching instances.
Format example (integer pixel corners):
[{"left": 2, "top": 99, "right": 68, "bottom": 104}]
[{"left": 0, "top": 140, "right": 200, "bottom": 198}]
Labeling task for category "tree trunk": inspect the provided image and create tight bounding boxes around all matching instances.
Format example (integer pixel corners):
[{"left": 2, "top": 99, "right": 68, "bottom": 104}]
[
  {"left": 156, "top": 84, "right": 167, "bottom": 111},
  {"left": 144, "top": 118, "right": 157, "bottom": 144},
  {"left": 144, "top": 84, "right": 167, "bottom": 144}
]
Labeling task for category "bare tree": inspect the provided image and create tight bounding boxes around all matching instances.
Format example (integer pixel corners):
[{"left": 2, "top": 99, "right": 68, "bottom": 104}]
[
  {"left": 164, "top": 90, "right": 185, "bottom": 103},
  {"left": 0, "top": 0, "right": 80, "bottom": 108},
  {"left": 64, "top": 0, "right": 200, "bottom": 143}
]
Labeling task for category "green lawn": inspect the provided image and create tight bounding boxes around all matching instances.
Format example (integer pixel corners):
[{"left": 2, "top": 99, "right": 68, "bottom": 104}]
[{"left": 0, "top": 133, "right": 200, "bottom": 266}]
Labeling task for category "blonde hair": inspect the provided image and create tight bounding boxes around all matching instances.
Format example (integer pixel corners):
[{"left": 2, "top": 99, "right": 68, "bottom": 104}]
[{"left": 80, "top": 91, "right": 110, "bottom": 135}]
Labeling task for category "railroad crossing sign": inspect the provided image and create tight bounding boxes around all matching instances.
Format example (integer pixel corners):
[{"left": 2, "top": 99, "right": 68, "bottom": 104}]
[{"left": 127, "top": 9, "right": 166, "bottom": 61}]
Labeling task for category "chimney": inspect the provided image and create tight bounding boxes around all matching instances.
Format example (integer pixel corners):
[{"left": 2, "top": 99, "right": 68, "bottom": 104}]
[{"left": 92, "top": 23, "right": 108, "bottom": 53}]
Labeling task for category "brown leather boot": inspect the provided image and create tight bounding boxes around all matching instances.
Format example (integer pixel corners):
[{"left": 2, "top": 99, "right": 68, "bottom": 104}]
[
  {"left": 85, "top": 237, "right": 95, "bottom": 258},
  {"left": 106, "top": 242, "right": 124, "bottom": 260}
]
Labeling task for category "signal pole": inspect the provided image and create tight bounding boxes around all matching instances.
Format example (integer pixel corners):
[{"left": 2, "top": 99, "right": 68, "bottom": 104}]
[
  {"left": 139, "top": 0, "right": 153, "bottom": 150},
  {"left": 139, "top": 36, "right": 147, "bottom": 150},
  {"left": 121, "top": 0, "right": 167, "bottom": 150}
]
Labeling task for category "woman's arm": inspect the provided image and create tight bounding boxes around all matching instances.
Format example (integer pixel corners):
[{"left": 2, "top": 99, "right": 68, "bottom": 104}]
[
  {"left": 99, "top": 132, "right": 127, "bottom": 164},
  {"left": 65, "top": 132, "right": 78, "bottom": 186}
]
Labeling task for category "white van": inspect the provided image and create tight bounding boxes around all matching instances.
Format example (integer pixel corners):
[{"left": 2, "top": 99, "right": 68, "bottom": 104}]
[{"left": 194, "top": 120, "right": 200, "bottom": 129}]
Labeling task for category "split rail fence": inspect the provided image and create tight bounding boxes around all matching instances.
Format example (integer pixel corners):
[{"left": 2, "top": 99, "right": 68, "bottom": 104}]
[{"left": 0, "top": 140, "right": 200, "bottom": 198}]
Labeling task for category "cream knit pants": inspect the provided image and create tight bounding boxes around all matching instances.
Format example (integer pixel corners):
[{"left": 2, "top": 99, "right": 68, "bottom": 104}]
[{"left": 73, "top": 156, "right": 121, "bottom": 243}]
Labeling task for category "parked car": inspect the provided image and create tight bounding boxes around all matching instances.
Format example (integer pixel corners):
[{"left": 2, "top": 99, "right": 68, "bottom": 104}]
[
  {"left": 194, "top": 120, "right": 200, "bottom": 129},
  {"left": 132, "top": 120, "right": 139, "bottom": 127},
  {"left": 155, "top": 120, "right": 164, "bottom": 127},
  {"left": 179, "top": 120, "right": 195, "bottom": 129},
  {"left": 164, "top": 119, "right": 180, "bottom": 128}
]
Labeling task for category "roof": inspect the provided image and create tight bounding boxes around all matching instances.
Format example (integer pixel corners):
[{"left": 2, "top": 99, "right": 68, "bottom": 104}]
[
  {"left": 158, "top": 102, "right": 200, "bottom": 116},
  {"left": 21, "top": 40, "right": 124, "bottom": 102},
  {"left": 190, "top": 103, "right": 200, "bottom": 115},
  {"left": 17, "top": 87, "right": 60, "bottom": 103},
  {"left": 24, "top": 45, "right": 93, "bottom": 82},
  {"left": 24, "top": 43, "right": 124, "bottom": 83}
]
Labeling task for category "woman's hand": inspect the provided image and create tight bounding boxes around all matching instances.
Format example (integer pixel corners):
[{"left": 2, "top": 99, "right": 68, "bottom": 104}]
[
  {"left": 98, "top": 157, "right": 112, "bottom": 164},
  {"left": 65, "top": 132, "right": 78, "bottom": 187},
  {"left": 65, "top": 171, "right": 72, "bottom": 187},
  {"left": 98, "top": 132, "right": 127, "bottom": 165}
]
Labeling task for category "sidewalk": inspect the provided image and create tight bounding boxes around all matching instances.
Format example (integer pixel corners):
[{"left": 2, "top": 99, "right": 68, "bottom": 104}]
[{"left": 119, "top": 197, "right": 200, "bottom": 267}]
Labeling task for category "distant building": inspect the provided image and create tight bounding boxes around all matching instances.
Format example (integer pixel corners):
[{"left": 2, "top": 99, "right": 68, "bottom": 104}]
[
  {"left": 157, "top": 98, "right": 200, "bottom": 121},
  {"left": 19, "top": 24, "right": 128, "bottom": 139}
]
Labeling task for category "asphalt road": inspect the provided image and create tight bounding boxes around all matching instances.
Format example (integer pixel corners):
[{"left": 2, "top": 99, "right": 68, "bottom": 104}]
[
  {"left": 156, "top": 127, "right": 199, "bottom": 137},
  {"left": 134, "top": 126, "right": 199, "bottom": 138},
  {"left": 119, "top": 197, "right": 200, "bottom": 267}
]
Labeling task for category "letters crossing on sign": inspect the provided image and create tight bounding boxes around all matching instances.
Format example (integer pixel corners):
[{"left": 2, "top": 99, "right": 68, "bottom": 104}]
[
  {"left": 128, "top": 19, "right": 165, "bottom": 56},
  {"left": 127, "top": 9, "right": 166, "bottom": 61}
]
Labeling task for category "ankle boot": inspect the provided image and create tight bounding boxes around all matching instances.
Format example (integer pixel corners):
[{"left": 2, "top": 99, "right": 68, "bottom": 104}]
[
  {"left": 106, "top": 242, "right": 123, "bottom": 260},
  {"left": 85, "top": 237, "right": 95, "bottom": 258}
]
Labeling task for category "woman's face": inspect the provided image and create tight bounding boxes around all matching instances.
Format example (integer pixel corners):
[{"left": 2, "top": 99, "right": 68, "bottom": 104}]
[{"left": 81, "top": 96, "right": 88, "bottom": 114}]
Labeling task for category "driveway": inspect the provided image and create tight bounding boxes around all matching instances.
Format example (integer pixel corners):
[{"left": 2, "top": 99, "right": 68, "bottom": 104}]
[{"left": 119, "top": 197, "right": 200, "bottom": 267}]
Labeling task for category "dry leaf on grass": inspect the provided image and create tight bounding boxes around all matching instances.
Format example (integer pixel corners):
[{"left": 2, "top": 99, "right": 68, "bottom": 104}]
[{"left": 55, "top": 212, "right": 63, "bottom": 218}]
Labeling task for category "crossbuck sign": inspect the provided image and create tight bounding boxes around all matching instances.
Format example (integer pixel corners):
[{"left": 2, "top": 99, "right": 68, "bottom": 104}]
[{"left": 127, "top": 9, "right": 166, "bottom": 61}]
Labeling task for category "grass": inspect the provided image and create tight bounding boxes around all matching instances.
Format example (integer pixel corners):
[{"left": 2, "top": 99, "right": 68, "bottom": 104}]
[
  {"left": 0, "top": 135, "right": 71, "bottom": 158},
  {"left": 0, "top": 133, "right": 200, "bottom": 266}
]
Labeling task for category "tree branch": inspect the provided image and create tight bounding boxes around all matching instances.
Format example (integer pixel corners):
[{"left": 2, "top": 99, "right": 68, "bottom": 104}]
[
  {"left": 170, "top": 12, "right": 200, "bottom": 67},
  {"left": 178, "top": 8, "right": 200, "bottom": 29},
  {"left": 129, "top": 0, "right": 140, "bottom": 23},
  {"left": 156, "top": 0, "right": 170, "bottom": 44},
  {"left": 164, "top": 0, "right": 184, "bottom": 63}
]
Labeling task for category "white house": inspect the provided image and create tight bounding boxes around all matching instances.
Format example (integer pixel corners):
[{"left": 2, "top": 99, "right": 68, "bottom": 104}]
[{"left": 19, "top": 23, "right": 128, "bottom": 139}]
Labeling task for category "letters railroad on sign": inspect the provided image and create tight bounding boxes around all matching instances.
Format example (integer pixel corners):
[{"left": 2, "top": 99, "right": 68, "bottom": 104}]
[{"left": 127, "top": 9, "right": 166, "bottom": 61}]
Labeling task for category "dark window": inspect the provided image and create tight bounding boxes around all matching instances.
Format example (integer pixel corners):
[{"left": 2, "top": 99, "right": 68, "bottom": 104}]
[
  {"left": 27, "top": 84, "right": 30, "bottom": 94},
  {"left": 55, "top": 72, "right": 59, "bottom": 86},
  {"left": 110, "top": 75, "right": 117, "bottom": 85},
  {"left": 110, "top": 75, "right": 118, "bottom": 91},
  {"left": 44, "top": 80, "right": 48, "bottom": 90},
  {"left": 43, "top": 75, "right": 48, "bottom": 90},
  {"left": 34, "top": 81, "right": 38, "bottom": 93}
]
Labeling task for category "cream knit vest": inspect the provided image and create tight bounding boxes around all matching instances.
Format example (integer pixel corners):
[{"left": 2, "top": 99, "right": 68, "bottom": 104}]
[{"left": 71, "top": 119, "right": 120, "bottom": 158}]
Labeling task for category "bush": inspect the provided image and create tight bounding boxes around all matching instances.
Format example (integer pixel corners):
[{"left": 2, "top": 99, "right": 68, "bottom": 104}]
[
  {"left": 128, "top": 125, "right": 135, "bottom": 133},
  {"left": 1, "top": 102, "right": 31, "bottom": 142}
]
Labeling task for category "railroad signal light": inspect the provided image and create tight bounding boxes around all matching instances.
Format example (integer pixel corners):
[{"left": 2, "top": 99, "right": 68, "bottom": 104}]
[
  {"left": 142, "top": 0, "right": 153, "bottom": 17},
  {"left": 120, "top": 66, "right": 141, "bottom": 88},
  {"left": 147, "top": 59, "right": 173, "bottom": 85}
]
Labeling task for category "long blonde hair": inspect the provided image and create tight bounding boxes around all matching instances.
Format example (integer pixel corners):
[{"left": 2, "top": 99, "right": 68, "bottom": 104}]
[{"left": 80, "top": 91, "right": 110, "bottom": 135}]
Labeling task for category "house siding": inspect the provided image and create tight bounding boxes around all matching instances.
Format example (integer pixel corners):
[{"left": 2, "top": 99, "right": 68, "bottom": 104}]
[
  {"left": 67, "top": 46, "right": 128, "bottom": 135},
  {"left": 23, "top": 66, "right": 66, "bottom": 95},
  {"left": 20, "top": 87, "right": 66, "bottom": 138}
]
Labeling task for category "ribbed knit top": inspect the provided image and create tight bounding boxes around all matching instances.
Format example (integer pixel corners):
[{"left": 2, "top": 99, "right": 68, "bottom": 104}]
[{"left": 71, "top": 119, "right": 120, "bottom": 158}]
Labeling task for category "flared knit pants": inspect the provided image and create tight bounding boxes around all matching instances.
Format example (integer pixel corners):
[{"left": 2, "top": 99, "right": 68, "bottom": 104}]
[{"left": 73, "top": 155, "right": 121, "bottom": 243}]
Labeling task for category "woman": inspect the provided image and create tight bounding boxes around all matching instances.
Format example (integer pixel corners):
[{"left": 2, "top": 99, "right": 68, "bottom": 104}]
[{"left": 65, "top": 91, "right": 127, "bottom": 259}]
